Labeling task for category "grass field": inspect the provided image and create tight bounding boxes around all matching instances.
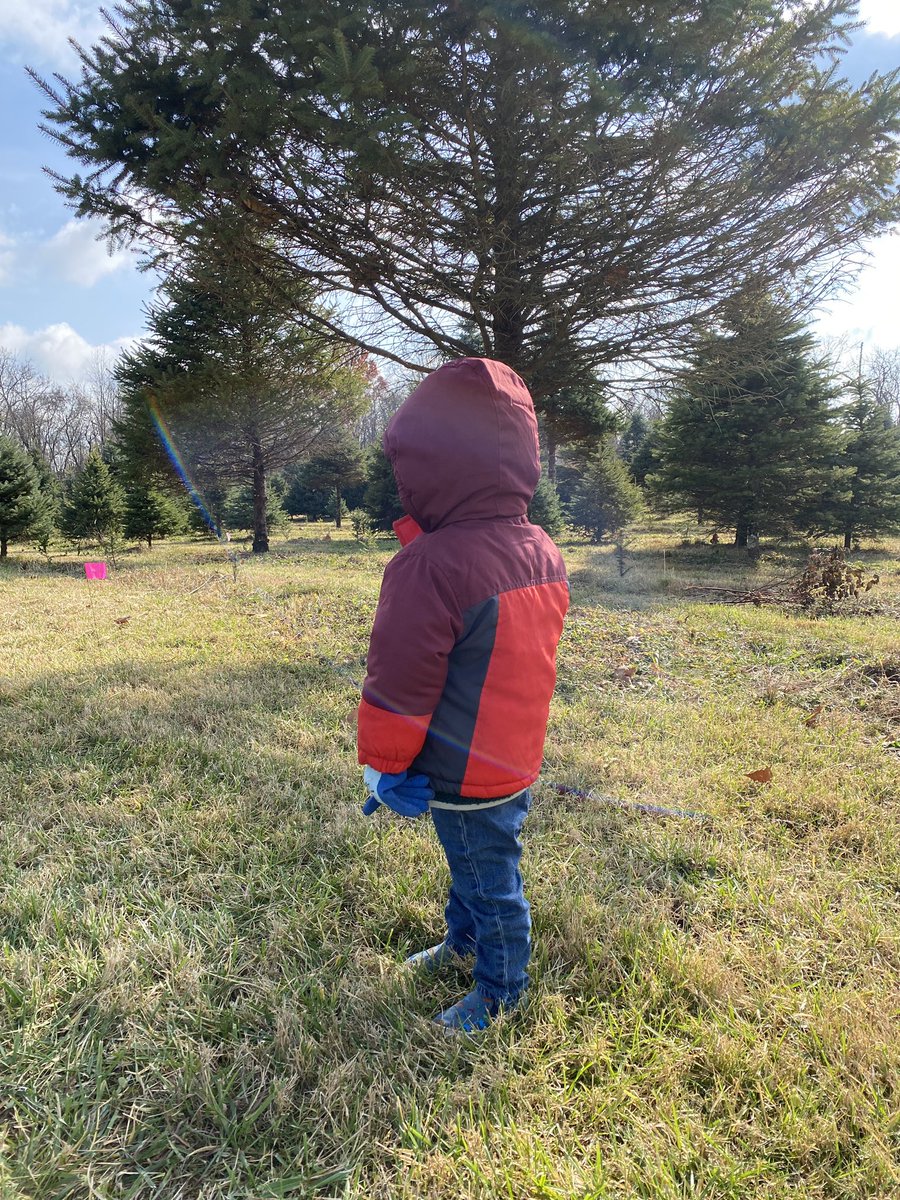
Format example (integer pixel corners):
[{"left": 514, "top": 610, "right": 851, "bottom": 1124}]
[{"left": 1, "top": 522, "right": 898, "bottom": 1199}]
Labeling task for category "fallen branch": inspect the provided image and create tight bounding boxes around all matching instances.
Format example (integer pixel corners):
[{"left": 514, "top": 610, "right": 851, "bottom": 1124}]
[{"left": 547, "top": 782, "right": 711, "bottom": 823}]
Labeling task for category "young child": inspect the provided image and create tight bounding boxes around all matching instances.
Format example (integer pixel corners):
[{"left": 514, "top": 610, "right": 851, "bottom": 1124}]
[{"left": 357, "top": 357, "right": 569, "bottom": 1032}]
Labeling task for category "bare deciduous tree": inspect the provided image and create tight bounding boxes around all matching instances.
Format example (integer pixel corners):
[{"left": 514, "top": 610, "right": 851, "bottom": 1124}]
[{"left": 0, "top": 350, "right": 120, "bottom": 473}]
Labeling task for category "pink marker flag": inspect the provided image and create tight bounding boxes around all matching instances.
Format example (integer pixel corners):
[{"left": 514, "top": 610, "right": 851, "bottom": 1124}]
[{"left": 84, "top": 562, "right": 108, "bottom": 581}]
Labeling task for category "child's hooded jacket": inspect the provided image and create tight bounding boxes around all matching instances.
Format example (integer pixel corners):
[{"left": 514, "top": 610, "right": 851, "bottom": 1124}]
[{"left": 357, "top": 358, "right": 569, "bottom": 800}]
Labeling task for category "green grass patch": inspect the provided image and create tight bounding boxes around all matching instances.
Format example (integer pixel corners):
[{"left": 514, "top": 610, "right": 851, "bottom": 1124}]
[{"left": 1, "top": 522, "right": 898, "bottom": 1198}]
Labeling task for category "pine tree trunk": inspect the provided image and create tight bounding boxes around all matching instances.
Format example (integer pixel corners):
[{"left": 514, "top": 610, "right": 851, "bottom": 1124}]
[
  {"left": 734, "top": 520, "right": 749, "bottom": 548},
  {"left": 844, "top": 529, "right": 852, "bottom": 550},
  {"left": 334, "top": 484, "right": 342, "bottom": 529},
  {"left": 547, "top": 434, "right": 558, "bottom": 485},
  {"left": 251, "top": 440, "right": 269, "bottom": 554},
  {"left": 0, "top": 535, "right": 7, "bottom": 558}
]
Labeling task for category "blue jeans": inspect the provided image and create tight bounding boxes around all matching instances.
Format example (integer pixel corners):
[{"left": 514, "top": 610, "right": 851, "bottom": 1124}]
[{"left": 429, "top": 790, "right": 531, "bottom": 1007}]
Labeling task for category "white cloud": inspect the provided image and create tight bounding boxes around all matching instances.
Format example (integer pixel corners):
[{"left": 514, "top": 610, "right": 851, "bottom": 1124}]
[
  {"left": 42, "top": 219, "right": 132, "bottom": 286},
  {"left": 0, "top": 0, "right": 104, "bottom": 67},
  {"left": 0, "top": 321, "right": 139, "bottom": 381},
  {"left": 814, "top": 231, "right": 900, "bottom": 349},
  {"left": 0, "top": 232, "right": 15, "bottom": 285},
  {"left": 0, "top": 217, "right": 134, "bottom": 288},
  {"left": 857, "top": 1, "right": 900, "bottom": 38}
]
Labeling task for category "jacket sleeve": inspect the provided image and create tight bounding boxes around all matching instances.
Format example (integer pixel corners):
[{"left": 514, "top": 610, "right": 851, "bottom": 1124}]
[{"left": 357, "top": 549, "right": 462, "bottom": 773}]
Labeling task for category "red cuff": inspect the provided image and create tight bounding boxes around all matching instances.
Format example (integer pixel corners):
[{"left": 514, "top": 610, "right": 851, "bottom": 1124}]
[{"left": 357, "top": 696, "right": 432, "bottom": 767}]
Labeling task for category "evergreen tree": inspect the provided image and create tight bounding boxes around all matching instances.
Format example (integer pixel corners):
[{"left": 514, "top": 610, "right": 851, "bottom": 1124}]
[
  {"left": 617, "top": 413, "right": 647, "bottom": 463},
  {"left": 618, "top": 413, "right": 660, "bottom": 484},
  {"left": 222, "top": 481, "right": 290, "bottom": 537},
  {"left": 362, "top": 443, "right": 405, "bottom": 532},
  {"left": 283, "top": 468, "right": 334, "bottom": 522},
  {"left": 300, "top": 434, "right": 365, "bottom": 529},
  {"left": 569, "top": 441, "right": 644, "bottom": 544},
  {"left": 25, "top": 490, "right": 59, "bottom": 556},
  {"left": 114, "top": 227, "right": 368, "bottom": 554},
  {"left": 38, "top": 2, "right": 900, "bottom": 394},
  {"left": 61, "top": 449, "right": 125, "bottom": 549},
  {"left": 527, "top": 476, "right": 566, "bottom": 538},
  {"left": 629, "top": 423, "right": 662, "bottom": 487},
  {"left": 539, "top": 382, "right": 618, "bottom": 483},
  {"left": 24, "top": 451, "right": 60, "bottom": 555},
  {"left": 815, "top": 386, "right": 900, "bottom": 547},
  {"left": 123, "top": 482, "right": 188, "bottom": 548},
  {"left": 0, "top": 436, "right": 40, "bottom": 558},
  {"left": 650, "top": 303, "right": 848, "bottom": 546}
]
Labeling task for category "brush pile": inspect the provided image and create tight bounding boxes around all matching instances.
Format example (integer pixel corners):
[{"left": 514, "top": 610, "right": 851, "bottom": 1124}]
[{"left": 685, "top": 547, "right": 881, "bottom": 613}]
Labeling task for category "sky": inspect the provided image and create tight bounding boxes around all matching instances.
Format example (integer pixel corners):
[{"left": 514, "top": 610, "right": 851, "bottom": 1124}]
[{"left": 0, "top": 1, "right": 898, "bottom": 384}]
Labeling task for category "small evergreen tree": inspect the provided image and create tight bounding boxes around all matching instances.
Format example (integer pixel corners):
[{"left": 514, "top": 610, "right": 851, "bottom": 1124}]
[
  {"left": 26, "top": 490, "right": 59, "bottom": 556},
  {"left": 650, "top": 303, "right": 847, "bottom": 545},
  {"left": 61, "top": 449, "right": 125, "bottom": 549},
  {"left": 362, "top": 443, "right": 405, "bottom": 532},
  {"left": 569, "top": 441, "right": 645, "bottom": 544},
  {"left": 0, "top": 436, "right": 40, "bottom": 558},
  {"left": 123, "top": 482, "right": 189, "bottom": 547},
  {"left": 349, "top": 507, "right": 375, "bottom": 545},
  {"left": 618, "top": 413, "right": 648, "bottom": 468},
  {"left": 814, "top": 387, "right": 900, "bottom": 548},
  {"left": 284, "top": 469, "right": 333, "bottom": 522},
  {"left": 628, "top": 423, "right": 662, "bottom": 487},
  {"left": 222, "top": 481, "right": 290, "bottom": 536},
  {"left": 527, "top": 476, "right": 565, "bottom": 538},
  {"left": 301, "top": 435, "right": 365, "bottom": 528},
  {"left": 25, "top": 451, "right": 60, "bottom": 555},
  {"left": 539, "top": 380, "right": 617, "bottom": 483},
  {"left": 618, "top": 413, "right": 661, "bottom": 485}
]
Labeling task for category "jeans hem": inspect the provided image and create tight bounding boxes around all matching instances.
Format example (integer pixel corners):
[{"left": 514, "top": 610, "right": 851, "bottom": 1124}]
[
  {"left": 475, "top": 983, "right": 527, "bottom": 1010},
  {"left": 446, "top": 940, "right": 475, "bottom": 958}
]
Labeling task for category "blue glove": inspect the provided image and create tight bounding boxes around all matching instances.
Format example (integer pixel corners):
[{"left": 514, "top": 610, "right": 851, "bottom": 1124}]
[{"left": 362, "top": 765, "right": 433, "bottom": 818}]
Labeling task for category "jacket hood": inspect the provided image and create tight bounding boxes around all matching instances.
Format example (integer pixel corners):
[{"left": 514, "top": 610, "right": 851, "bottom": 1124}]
[{"left": 383, "top": 358, "right": 541, "bottom": 532}]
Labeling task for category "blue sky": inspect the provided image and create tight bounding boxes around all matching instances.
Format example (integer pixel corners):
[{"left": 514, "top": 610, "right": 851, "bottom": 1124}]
[{"left": 0, "top": 0, "right": 898, "bottom": 383}]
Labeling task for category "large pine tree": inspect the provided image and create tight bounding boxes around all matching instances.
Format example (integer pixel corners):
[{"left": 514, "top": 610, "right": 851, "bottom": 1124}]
[
  {"left": 650, "top": 303, "right": 848, "bottom": 546},
  {"left": 35, "top": 1, "right": 900, "bottom": 393}
]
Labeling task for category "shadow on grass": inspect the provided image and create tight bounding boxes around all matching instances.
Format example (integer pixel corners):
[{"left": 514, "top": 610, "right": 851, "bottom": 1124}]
[{"left": 0, "top": 649, "right": 616, "bottom": 1195}]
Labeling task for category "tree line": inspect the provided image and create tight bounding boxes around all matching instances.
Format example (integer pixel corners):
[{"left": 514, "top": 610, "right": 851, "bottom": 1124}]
[
  {"left": 5, "top": 292, "right": 899, "bottom": 560},
  {"left": 5, "top": 0, "right": 900, "bottom": 557}
]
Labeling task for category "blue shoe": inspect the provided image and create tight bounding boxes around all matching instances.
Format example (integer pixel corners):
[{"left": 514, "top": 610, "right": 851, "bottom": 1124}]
[
  {"left": 434, "top": 988, "right": 499, "bottom": 1033},
  {"left": 405, "top": 941, "right": 471, "bottom": 973}
]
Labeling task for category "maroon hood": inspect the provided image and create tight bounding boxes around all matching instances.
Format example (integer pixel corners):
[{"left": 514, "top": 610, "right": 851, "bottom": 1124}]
[{"left": 383, "top": 358, "right": 541, "bottom": 532}]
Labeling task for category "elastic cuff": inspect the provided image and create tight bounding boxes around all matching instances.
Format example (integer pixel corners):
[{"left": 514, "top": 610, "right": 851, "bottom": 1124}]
[{"left": 361, "top": 756, "right": 412, "bottom": 774}]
